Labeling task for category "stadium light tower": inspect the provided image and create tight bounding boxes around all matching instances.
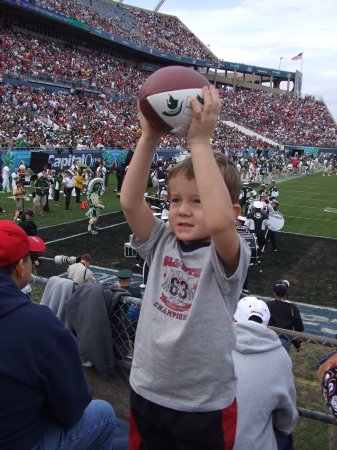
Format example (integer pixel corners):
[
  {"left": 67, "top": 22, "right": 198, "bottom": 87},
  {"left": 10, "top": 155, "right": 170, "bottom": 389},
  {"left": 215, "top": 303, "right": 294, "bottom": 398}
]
[{"left": 154, "top": 0, "right": 166, "bottom": 12}]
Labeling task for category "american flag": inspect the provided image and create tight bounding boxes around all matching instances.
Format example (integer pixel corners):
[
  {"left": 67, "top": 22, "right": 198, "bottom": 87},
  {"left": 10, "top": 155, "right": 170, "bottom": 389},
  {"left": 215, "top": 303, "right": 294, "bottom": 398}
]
[{"left": 291, "top": 52, "right": 303, "bottom": 61}]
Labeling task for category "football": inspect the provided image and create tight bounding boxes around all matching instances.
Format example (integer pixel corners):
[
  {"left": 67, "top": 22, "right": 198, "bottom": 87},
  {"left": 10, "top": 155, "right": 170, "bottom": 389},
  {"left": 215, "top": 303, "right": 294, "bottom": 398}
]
[{"left": 139, "top": 65, "right": 210, "bottom": 136}]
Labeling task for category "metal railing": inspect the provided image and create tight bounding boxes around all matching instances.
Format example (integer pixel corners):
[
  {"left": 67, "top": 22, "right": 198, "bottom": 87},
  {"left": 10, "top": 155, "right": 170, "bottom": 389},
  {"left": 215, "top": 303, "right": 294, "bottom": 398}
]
[{"left": 270, "top": 327, "right": 337, "bottom": 450}]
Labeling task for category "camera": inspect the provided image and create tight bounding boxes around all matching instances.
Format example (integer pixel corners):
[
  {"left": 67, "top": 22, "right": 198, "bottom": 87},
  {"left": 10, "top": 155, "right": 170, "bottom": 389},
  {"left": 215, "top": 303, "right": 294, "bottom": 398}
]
[{"left": 54, "top": 255, "right": 81, "bottom": 265}]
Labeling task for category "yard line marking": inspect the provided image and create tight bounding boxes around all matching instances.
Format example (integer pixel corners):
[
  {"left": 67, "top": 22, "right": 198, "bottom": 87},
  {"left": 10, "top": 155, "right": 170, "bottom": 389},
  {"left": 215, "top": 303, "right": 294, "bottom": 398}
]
[
  {"left": 324, "top": 208, "right": 337, "bottom": 213},
  {"left": 39, "top": 211, "right": 122, "bottom": 230},
  {"left": 279, "top": 204, "right": 331, "bottom": 210},
  {"left": 282, "top": 194, "right": 337, "bottom": 200},
  {"left": 281, "top": 231, "right": 337, "bottom": 240},
  {"left": 45, "top": 221, "right": 127, "bottom": 244},
  {"left": 284, "top": 215, "right": 337, "bottom": 223}
]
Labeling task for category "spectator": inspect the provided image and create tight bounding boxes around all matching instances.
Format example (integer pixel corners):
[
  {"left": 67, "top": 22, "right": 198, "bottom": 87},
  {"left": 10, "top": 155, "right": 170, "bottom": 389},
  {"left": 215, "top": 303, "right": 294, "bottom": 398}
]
[
  {"left": 0, "top": 220, "right": 117, "bottom": 450},
  {"left": 267, "top": 280, "right": 304, "bottom": 352},
  {"left": 232, "top": 296, "right": 298, "bottom": 450}
]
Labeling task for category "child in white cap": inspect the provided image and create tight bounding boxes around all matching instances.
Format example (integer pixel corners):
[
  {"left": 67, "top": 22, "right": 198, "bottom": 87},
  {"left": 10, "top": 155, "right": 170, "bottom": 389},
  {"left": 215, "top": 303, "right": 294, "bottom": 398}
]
[{"left": 233, "top": 296, "right": 298, "bottom": 450}]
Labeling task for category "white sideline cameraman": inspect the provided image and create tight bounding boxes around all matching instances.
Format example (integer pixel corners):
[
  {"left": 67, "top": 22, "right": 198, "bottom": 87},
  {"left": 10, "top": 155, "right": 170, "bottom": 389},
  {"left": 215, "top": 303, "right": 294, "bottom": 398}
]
[{"left": 67, "top": 254, "right": 96, "bottom": 285}]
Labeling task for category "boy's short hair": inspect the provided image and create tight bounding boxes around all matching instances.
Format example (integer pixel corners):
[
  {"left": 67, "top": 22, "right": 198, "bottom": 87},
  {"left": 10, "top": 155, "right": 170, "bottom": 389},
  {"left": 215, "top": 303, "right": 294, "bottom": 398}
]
[{"left": 167, "top": 153, "right": 240, "bottom": 204}]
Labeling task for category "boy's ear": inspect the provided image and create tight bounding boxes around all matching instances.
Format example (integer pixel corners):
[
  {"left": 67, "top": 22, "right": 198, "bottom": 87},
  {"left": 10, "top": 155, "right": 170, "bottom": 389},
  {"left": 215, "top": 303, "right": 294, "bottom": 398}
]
[{"left": 233, "top": 204, "right": 241, "bottom": 217}]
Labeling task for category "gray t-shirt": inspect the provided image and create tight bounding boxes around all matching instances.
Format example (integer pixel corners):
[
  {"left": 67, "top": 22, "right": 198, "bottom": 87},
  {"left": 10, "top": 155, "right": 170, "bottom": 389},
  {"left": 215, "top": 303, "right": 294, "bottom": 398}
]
[{"left": 130, "top": 218, "right": 250, "bottom": 412}]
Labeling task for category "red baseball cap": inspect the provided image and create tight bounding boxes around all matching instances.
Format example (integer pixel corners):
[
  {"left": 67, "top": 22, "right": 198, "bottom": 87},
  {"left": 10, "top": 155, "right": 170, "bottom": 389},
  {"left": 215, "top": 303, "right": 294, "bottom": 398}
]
[{"left": 0, "top": 220, "right": 46, "bottom": 267}]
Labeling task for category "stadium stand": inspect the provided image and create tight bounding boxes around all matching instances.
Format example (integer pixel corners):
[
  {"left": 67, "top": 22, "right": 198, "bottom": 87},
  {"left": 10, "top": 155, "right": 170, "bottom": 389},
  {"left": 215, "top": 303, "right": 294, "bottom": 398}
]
[
  {"left": 0, "top": 2, "right": 336, "bottom": 151},
  {"left": 37, "top": 0, "right": 215, "bottom": 60},
  {"left": 0, "top": 29, "right": 337, "bottom": 149}
]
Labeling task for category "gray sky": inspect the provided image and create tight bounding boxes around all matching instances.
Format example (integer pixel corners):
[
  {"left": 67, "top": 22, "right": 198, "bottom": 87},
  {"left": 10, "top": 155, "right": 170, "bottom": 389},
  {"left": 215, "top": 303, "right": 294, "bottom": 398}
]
[{"left": 125, "top": 0, "right": 337, "bottom": 122}]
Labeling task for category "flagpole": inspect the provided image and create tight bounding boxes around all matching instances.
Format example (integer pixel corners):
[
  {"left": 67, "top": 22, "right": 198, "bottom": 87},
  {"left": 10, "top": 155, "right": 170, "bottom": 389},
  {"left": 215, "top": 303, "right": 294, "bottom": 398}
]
[
  {"left": 301, "top": 52, "right": 304, "bottom": 73},
  {"left": 300, "top": 51, "right": 303, "bottom": 73}
]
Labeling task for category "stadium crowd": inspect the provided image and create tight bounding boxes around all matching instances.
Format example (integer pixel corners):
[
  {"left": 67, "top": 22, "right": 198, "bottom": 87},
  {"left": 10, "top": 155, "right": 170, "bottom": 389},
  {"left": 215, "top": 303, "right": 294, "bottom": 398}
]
[
  {"left": 219, "top": 88, "right": 337, "bottom": 147},
  {"left": 1, "top": 25, "right": 337, "bottom": 151},
  {"left": 37, "top": 0, "right": 214, "bottom": 60},
  {"left": 0, "top": 28, "right": 147, "bottom": 94}
]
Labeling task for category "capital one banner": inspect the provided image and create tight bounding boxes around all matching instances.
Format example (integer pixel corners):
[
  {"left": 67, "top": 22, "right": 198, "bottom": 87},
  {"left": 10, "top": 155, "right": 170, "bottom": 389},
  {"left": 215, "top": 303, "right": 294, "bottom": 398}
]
[{"left": 1, "top": 149, "right": 189, "bottom": 172}]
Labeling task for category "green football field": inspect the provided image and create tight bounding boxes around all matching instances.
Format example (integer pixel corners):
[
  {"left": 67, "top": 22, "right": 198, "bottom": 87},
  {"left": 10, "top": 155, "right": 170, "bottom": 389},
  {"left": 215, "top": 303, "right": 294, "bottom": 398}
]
[
  {"left": 1, "top": 170, "right": 337, "bottom": 306},
  {"left": 1, "top": 170, "right": 336, "bottom": 238},
  {"left": 275, "top": 172, "right": 337, "bottom": 239}
]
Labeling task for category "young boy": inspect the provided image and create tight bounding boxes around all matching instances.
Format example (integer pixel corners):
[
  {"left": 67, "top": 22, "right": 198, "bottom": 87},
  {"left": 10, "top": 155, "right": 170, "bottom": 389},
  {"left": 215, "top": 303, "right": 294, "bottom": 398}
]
[{"left": 121, "top": 85, "right": 250, "bottom": 450}]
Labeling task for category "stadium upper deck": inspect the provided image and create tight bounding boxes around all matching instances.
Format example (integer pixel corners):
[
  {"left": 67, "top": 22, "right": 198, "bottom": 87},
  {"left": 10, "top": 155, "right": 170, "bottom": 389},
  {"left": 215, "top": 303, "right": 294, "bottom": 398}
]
[
  {"left": 0, "top": 0, "right": 336, "bottom": 150},
  {"left": 1, "top": 0, "right": 296, "bottom": 92}
]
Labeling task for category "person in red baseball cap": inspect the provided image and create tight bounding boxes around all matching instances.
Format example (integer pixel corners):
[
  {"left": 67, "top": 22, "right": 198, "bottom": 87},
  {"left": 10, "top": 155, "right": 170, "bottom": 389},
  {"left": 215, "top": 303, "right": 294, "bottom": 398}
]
[
  {"left": 0, "top": 220, "right": 45, "bottom": 271},
  {"left": 0, "top": 220, "right": 117, "bottom": 450}
]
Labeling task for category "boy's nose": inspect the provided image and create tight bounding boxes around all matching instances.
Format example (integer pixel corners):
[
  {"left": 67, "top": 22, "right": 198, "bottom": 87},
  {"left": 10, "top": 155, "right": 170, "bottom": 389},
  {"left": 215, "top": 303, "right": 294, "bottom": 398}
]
[{"left": 178, "top": 202, "right": 191, "bottom": 215}]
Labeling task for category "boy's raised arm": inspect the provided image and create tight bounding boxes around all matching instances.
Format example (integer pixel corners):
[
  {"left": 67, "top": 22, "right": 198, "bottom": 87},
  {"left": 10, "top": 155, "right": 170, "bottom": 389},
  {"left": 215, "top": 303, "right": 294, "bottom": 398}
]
[
  {"left": 187, "top": 86, "right": 241, "bottom": 276},
  {"left": 120, "top": 110, "right": 164, "bottom": 243}
]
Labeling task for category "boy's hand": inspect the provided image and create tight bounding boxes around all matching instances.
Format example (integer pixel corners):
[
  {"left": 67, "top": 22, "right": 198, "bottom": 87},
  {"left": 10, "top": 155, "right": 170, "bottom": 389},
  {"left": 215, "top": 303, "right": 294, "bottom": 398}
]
[
  {"left": 138, "top": 103, "right": 165, "bottom": 143},
  {"left": 187, "top": 85, "right": 221, "bottom": 146}
]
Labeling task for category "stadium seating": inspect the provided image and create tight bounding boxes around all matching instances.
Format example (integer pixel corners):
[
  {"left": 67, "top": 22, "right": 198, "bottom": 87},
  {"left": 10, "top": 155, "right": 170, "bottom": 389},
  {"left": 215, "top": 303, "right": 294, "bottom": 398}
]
[
  {"left": 1, "top": 12, "right": 337, "bottom": 151},
  {"left": 36, "top": 0, "right": 215, "bottom": 60}
]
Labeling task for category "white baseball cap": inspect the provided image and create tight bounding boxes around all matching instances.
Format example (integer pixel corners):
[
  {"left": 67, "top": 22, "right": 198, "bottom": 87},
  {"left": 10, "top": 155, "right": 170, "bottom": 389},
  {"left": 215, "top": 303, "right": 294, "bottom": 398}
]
[{"left": 234, "top": 296, "right": 271, "bottom": 326}]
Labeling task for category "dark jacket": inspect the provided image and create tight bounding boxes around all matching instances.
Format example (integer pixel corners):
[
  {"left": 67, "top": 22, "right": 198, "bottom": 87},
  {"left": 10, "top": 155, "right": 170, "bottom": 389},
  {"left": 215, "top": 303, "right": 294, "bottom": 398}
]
[
  {"left": 0, "top": 274, "right": 91, "bottom": 450},
  {"left": 18, "top": 219, "right": 38, "bottom": 236},
  {"left": 267, "top": 298, "right": 304, "bottom": 346}
]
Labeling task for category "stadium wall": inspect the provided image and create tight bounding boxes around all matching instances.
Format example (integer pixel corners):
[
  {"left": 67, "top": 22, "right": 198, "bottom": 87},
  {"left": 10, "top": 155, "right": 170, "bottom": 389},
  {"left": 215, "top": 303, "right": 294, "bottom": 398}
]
[{"left": 2, "top": 146, "right": 337, "bottom": 174}]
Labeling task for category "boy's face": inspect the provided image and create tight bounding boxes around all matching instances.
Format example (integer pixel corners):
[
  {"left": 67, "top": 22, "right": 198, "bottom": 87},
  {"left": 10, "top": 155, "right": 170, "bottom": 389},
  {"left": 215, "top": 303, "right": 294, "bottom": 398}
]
[{"left": 168, "top": 173, "right": 210, "bottom": 244}]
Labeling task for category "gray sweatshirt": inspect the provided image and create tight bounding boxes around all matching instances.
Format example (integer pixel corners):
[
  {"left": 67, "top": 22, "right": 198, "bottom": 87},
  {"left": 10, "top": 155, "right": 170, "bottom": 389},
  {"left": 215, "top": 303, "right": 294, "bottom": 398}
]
[{"left": 233, "top": 321, "right": 298, "bottom": 450}]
